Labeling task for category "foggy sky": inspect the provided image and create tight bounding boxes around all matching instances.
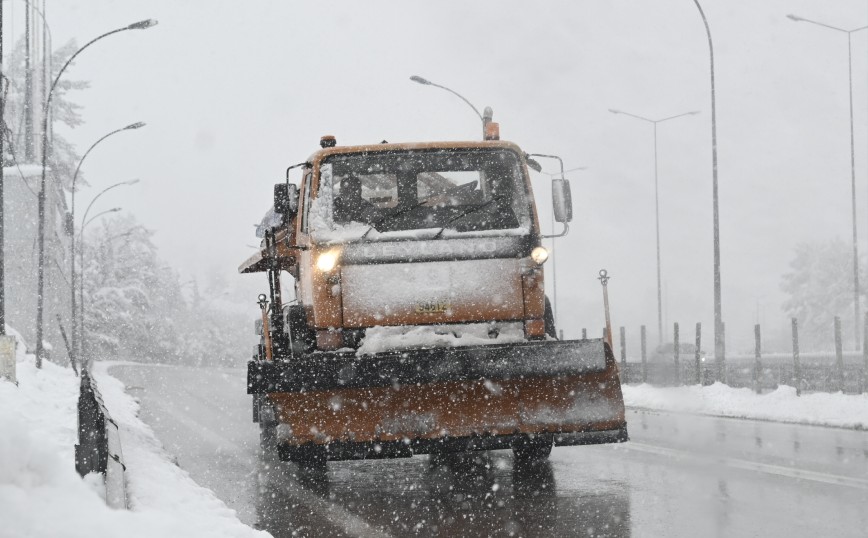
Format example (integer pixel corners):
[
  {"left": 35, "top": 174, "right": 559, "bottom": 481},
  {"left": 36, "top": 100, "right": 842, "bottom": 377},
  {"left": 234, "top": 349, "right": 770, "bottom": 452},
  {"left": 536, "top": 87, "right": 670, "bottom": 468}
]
[{"left": 17, "top": 0, "right": 868, "bottom": 354}]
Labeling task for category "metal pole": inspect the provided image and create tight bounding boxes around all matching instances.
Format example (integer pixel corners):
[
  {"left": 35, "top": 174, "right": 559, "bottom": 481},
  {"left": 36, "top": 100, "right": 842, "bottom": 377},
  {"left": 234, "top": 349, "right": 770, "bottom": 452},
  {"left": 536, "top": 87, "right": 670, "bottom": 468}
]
[
  {"left": 0, "top": 1, "right": 5, "bottom": 336},
  {"left": 695, "top": 322, "right": 702, "bottom": 385},
  {"left": 24, "top": 0, "right": 32, "bottom": 161},
  {"left": 792, "top": 318, "right": 801, "bottom": 396},
  {"left": 653, "top": 123, "right": 662, "bottom": 344},
  {"left": 599, "top": 269, "right": 612, "bottom": 348},
  {"left": 754, "top": 324, "right": 762, "bottom": 394},
  {"left": 640, "top": 325, "right": 647, "bottom": 383},
  {"left": 847, "top": 32, "right": 860, "bottom": 350},
  {"left": 673, "top": 322, "right": 680, "bottom": 385},
  {"left": 692, "top": 0, "right": 723, "bottom": 380}
]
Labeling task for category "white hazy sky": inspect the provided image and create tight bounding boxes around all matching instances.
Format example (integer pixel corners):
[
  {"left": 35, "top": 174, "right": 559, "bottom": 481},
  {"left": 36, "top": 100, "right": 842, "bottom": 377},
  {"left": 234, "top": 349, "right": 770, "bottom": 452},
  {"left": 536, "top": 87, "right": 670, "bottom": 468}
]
[{"left": 11, "top": 0, "right": 867, "bottom": 354}]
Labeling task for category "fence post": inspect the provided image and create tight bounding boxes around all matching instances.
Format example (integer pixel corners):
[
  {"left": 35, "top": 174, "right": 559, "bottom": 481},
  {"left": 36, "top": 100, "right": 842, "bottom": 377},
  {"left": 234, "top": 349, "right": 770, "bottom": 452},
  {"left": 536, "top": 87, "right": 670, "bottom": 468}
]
[
  {"left": 674, "top": 322, "right": 680, "bottom": 385},
  {"left": 695, "top": 322, "right": 702, "bottom": 385},
  {"left": 640, "top": 325, "right": 647, "bottom": 384},
  {"left": 791, "top": 318, "right": 801, "bottom": 396},
  {"left": 582, "top": 328, "right": 587, "bottom": 340},
  {"left": 619, "top": 326, "right": 627, "bottom": 381},
  {"left": 834, "top": 316, "right": 844, "bottom": 392},
  {"left": 720, "top": 322, "right": 727, "bottom": 384},
  {"left": 754, "top": 324, "right": 762, "bottom": 394},
  {"left": 863, "top": 314, "right": 868, "bottom": 394}
]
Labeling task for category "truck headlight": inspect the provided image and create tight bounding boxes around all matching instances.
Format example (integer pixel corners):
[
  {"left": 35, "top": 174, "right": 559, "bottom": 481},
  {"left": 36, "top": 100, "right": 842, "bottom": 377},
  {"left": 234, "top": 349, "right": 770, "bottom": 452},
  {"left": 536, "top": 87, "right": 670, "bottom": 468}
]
[
  {"left": 316, "top": 250, "right": 340, "bottom": 272},
  {"left": 531, "top": 246, "right": 549, "bottom": 265}
]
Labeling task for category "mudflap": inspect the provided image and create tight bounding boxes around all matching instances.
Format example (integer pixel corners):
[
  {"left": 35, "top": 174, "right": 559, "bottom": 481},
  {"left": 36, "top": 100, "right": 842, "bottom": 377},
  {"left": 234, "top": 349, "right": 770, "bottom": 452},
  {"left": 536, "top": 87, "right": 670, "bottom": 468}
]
[{"left": 248, "top": 338, "right": 627, "bottom": 461}]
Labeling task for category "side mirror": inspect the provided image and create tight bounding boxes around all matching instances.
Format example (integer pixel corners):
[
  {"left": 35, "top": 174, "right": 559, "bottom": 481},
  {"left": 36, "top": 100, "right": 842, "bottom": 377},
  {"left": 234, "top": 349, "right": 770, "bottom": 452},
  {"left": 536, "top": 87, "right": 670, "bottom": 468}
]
[
  {"left": 552, "top": 178, "right": 573, "bottom": 223},
  {"left": 274, "top": 183, "right": 299, "bottom": 219}
]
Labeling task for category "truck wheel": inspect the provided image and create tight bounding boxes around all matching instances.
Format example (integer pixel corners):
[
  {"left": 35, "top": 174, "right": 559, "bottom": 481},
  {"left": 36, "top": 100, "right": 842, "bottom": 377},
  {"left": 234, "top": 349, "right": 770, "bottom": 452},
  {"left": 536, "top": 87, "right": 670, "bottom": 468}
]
[
  {"left": 512, "top": 436, "right": 553, "bottom": 465},
  {"left": 544, "top": 296, "right": 557, "bottom": 339}
]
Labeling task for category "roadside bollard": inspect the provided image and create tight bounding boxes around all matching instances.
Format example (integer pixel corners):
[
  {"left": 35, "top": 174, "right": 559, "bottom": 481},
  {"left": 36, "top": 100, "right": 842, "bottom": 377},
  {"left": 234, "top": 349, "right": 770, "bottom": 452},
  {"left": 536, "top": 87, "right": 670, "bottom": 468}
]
[
  {"left": 754, "top": 324, "right": 762, "bottom": 394},
  {"left": 619, "top": 326, "right": 627, "bottom": 380},
  {"left": 674, "top": 322, "right": 680, "bottom": 385},
  {"left": 640, "top": 325, "right": 647, "bottom": 384},
  {"left": 834, "top": 316, "right": 844, "bottom": 392},
  {"left": 582, "top": 328, "right": 587, "bottom": 339},
  {"left": 695, "top": 322, "right": 702, "bottom": 385},
  {"left": 863, "top": 314, "right": 868, "bottom": 394},
  {"left": 792, "top": 318, "right": 801, "bottom": 396}
]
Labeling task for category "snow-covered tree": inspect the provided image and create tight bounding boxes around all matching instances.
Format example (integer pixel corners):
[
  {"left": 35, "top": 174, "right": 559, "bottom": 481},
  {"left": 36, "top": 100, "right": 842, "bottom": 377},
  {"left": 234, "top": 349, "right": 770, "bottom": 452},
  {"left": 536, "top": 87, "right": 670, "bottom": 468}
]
[
  {"left": 3, "top": 37, "right": 87, "bottom": 184},
  {"left": 81, "top": 214, "right": 248, "bottom": 365},
  {"left": 781, "top": 240, "right": 867, "bottom": 350}
]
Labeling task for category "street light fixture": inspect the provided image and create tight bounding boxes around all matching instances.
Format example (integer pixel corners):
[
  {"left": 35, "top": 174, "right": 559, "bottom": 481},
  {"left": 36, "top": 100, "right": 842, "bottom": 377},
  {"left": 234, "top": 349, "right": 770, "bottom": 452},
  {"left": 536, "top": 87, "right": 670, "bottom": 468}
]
[
  {"left": 77, "top": 180, "right": 139, "bottom": 366},
  {"left": 78, "top": 207, "right": 121, "bottom": 371},
  {"left": 788, "top": 13, "right": 868, "bottom": 349},
  {"left": 609, "top": 108, "right": 699, "bottom": 344},
  {"left": 410, "top": 75, "right": 493, "bottom": 136},
  {"left": 34, "top": 19, "right": 157, "bottom": 368},
  {"left": 691, "top": 0, "right": 724, "bottom": 380},
  {"left": 69, "top": 122, "right": 146, "bottom": 368}
]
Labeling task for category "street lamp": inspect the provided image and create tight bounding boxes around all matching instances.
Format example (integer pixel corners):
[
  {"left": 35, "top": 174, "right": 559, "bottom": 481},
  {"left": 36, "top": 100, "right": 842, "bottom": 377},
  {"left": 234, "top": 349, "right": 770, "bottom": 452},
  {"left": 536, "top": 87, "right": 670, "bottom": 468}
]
[
  {"left": 77, "top": 179, "right": 139, "bottom": 366},
  {"left": 34, "top": 18, "right": 157, "bottom": 368},
  {"left": 69, "top": 122, "right": 145, "bottom": 367},
  {"left": 410, "top": 75, "right": 492, "bottom": 136},
  {"left": 78, "top": 206, "right": 121, "bottom": 370},
  {"left": 609, "top": 108, "right": 699, "bottom": 344},
  {"left": 691, "top": 0, "right": 724, "bottom": 379},
  {"left": 788, "top": 13, "right": 868, "bottom": 349}
]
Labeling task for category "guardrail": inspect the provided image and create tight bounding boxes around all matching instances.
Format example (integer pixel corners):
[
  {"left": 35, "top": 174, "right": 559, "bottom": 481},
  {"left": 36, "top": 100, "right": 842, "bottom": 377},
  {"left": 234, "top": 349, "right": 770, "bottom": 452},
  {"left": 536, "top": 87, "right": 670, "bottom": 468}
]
[{"left": 74, "top": 369, "right": 127, "bottom": 509}]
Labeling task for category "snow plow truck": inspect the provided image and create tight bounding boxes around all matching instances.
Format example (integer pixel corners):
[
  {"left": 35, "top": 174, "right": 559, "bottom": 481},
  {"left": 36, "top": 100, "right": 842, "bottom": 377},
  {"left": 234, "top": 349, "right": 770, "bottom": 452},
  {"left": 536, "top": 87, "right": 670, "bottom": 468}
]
[{"left": 241, "top": 120, "right": 627, "bottom": 466}]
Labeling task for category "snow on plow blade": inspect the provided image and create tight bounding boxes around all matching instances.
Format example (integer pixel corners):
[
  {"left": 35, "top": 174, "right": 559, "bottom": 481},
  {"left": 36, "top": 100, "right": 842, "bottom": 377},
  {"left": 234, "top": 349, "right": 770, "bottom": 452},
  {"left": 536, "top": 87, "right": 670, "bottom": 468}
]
[{"left": 248, "top": 338, "right": 627, "bottom": 460}]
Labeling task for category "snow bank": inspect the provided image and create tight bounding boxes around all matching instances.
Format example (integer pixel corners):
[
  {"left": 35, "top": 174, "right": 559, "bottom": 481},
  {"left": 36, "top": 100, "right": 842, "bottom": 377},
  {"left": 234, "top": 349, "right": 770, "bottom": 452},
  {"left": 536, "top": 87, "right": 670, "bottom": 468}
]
[
  {"left": 0, "top": 351, "right": 268, "bottom": 538},
  {"left": 623, "top": 382, "right": 868, "bottom": 430}
]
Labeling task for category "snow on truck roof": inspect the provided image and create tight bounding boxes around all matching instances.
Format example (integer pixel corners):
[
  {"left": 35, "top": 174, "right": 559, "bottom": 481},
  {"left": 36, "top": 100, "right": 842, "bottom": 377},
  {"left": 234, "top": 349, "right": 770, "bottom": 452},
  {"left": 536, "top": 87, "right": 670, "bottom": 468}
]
[{"left": 305, "top": 139, "right": 527, "bottom": 166}]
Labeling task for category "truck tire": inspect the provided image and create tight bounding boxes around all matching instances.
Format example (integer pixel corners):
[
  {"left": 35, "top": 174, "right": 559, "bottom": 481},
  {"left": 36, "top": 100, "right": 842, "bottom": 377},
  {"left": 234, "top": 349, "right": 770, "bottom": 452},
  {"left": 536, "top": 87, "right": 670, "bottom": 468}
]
[
  {"left": 260, "top": 422, "right": 277, "bottom": 456},
  {"left": 544, "top": 296, "right": 557, "bottom": 339},
  {"left": 512, "top": 435, "right": 553, "bottom": 465}
]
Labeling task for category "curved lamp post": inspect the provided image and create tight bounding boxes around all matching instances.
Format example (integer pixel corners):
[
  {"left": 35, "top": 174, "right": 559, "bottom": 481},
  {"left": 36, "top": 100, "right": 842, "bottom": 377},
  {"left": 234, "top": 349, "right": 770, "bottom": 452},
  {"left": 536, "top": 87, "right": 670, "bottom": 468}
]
[
  {"left": 691, "top": 0, "right": 724, "bottom": 379},
  {"left": 69, "top": 122, "right": 145, "bottom": 367},
  {"left": 410, "top": 75, "right": 492, "bottom": 136},
  {"left": 35, "top": 18, "right": 156, "bottom": 368},
  {"left": 77, "top": 179, "right": 139, "bottom": 366},
  {"left": 609, "top": 108, "right": 699, "bottom": 344},
  {"left": 78, "top": 206, "right": 121, "bottom": 370},
  {"left": 788, "top": 14, "right": 867, "bottom": 349}
]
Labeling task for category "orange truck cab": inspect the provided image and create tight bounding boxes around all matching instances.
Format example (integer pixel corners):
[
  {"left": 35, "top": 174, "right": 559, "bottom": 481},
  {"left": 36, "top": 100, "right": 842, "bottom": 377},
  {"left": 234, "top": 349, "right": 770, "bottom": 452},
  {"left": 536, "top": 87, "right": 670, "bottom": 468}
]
[{"left": 241, "top": 130, "right": 627, "bottom": 466}]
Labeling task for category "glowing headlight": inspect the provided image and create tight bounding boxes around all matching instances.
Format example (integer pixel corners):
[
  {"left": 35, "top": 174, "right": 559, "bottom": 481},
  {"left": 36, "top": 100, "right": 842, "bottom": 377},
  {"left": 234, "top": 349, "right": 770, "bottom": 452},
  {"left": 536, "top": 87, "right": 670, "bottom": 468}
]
[
  {"left": 530, "top": 246, "right": 549, "bottom": 265},
  {"left": 316, "top": 250, "right": 340, "bottom": 272}
]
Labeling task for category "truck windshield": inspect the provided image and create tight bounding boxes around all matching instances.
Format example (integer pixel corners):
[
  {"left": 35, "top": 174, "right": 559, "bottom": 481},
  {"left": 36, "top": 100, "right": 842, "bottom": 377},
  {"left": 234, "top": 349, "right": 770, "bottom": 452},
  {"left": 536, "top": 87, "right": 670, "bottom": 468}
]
[{"left": 319, "top": 149, "right": 531, "bottom": 236}]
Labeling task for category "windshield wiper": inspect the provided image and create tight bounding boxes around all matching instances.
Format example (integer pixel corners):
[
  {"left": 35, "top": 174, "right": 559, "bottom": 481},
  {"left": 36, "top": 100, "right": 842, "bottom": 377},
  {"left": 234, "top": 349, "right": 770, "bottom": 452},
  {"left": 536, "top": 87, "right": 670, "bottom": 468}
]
[
  {"left": 360, "top": 198, "right": 433, "bottom": 240},
  {"left": 431, "top": 197, "right": 500, "bottom": 239}
]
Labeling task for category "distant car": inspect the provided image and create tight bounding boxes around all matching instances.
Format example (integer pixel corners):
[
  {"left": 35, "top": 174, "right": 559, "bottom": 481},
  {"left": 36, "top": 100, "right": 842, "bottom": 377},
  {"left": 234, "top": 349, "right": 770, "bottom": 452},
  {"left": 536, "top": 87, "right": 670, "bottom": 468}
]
[{"left": 650, "top": 342, "right": 706, "bottom": 362}]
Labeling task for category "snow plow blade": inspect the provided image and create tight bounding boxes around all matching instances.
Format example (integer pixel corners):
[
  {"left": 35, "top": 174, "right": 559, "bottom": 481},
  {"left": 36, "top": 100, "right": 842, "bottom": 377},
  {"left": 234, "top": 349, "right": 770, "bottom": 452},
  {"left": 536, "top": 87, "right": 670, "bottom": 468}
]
[{"left": 248, "top": 338, "right": 627, "bottom": 461}]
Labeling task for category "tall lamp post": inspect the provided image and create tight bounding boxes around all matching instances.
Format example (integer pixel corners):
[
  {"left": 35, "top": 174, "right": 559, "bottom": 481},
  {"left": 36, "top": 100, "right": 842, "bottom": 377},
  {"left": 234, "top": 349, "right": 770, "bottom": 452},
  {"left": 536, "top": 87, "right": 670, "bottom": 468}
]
[
  {"left": 788, "top": 14, "right": 868, "bottom": 349},
  {"left": 410, "top": 75, "right": 493, "bottom": 136},
  {"left": 34, "top": 18, "right": 156, "bottom": 368},
  {"left": 77, "top": 179, "right": 139, "bottom": 365},
  {"left": 609, "top": 109, "right": 699, "bottom": 344},
  {"left": 691, "top": 0, "right": 724, "bottom": 377},
  {"left": 78, "top": 206, "right": 121, "bottom": 370},
  {"left": 69, "top": 122, "right": 145, "bottom": 367}
]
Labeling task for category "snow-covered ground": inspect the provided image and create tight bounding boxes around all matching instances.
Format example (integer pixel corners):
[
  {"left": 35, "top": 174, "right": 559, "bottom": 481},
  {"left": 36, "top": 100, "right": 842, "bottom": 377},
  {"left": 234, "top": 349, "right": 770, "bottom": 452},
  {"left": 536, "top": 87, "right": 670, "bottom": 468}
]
[
  {"left": 0, "top": 330, "right": 266, "bottom": 538},
  {"left": 623, "top": 382, "right": 868, "bottom": 430}
]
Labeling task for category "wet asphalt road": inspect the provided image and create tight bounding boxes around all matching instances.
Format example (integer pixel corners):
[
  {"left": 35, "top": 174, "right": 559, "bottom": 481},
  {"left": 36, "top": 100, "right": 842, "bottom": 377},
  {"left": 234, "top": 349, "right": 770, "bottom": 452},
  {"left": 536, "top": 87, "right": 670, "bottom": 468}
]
[{"left": 110, "top": 364, "right": 868, "bottom": 538}]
